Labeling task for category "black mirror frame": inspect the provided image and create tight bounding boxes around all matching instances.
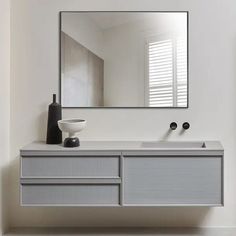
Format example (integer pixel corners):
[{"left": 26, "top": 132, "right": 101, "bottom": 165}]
[{"left": 59, "top": 11, "right": 189, "bottom": 109}]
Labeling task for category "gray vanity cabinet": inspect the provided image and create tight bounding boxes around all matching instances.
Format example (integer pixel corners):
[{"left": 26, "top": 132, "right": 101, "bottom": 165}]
[
  {"left": 20, "top": 142, "right": 224, "bottom": 207},
  {"left": 123, "top": 155, "right": 223, "bottom": 206}
]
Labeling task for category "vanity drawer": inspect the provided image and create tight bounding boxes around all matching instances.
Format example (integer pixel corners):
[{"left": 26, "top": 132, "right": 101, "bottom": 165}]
[
  {"left": 21, "top": 156, "right": 120, "bottom": 178},
  {"left": 21, "top": 184, "right": 119, "bottom": 206}
]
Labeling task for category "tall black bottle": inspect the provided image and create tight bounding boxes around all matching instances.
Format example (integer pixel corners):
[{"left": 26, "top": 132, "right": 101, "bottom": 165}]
[{"left": 46, "top": 94, "right": 62, "bottom": 144}]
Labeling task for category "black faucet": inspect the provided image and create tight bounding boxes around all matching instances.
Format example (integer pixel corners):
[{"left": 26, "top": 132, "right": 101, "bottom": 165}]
[
  {"left": 182, "top": 122, "right": 190, "bottom": 130},
  {"left": 170, "top": 122, "right": 177, "bottom": 130}
]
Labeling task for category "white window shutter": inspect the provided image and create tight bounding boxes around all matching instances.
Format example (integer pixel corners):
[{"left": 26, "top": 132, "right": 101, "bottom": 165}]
[
  {"left": 147, "top": 35, "right": 187, "bottom": 107},
  {"left": 176, "top": 36, "right": 187, "bottom": 107},
  {"left": 148, "top": 39, "right": 174, "bottom": 107}
]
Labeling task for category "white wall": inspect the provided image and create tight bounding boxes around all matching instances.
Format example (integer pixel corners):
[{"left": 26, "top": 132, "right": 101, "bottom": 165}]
[
  {"left": 0, "top": 0, "right": 10, "bottom": 233},
  {"left": 10, "top": 0, "right": 236, "bottom": 228}
]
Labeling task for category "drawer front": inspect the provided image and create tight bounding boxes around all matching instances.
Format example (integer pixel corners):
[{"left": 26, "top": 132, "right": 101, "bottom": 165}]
[
  {"left": 21, "top": 184, "right": 119, "bottom": 206},
  {"left": 124, "top": 157, "right": 223, "bottom": 205},
  {"left": 21, "top": 156, "right": 120, "bottom": 178}
]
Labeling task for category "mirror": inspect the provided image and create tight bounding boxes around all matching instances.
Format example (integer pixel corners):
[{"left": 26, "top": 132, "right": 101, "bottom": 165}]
[{"left": 60, "top": 11, "right": 188, "bottom": 108}]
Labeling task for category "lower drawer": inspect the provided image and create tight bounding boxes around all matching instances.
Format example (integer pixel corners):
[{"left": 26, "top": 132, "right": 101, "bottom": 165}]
[{"left": 21, "top": 184, "right": 120, "bottom": 206}]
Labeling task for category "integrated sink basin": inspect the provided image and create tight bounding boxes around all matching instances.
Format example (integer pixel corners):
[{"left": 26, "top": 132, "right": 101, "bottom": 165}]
[{"left": 141, "top": 141, "right": 206, "bottom": 149}]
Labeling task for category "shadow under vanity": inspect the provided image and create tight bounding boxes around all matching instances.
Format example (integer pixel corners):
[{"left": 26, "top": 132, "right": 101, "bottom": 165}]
[{"left": 20, "top": 141, "right": 224, "bottom": 207}]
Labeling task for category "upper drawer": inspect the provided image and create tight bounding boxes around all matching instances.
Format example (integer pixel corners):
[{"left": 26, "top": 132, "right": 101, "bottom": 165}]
[{"left": 21, "top": 156, "right": 120, "bottom": 178}]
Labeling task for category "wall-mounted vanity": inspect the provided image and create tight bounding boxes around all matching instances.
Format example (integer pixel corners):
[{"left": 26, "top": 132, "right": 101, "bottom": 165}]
[{"left": 20, "top": 141, "right": 223, "bottom": 207}]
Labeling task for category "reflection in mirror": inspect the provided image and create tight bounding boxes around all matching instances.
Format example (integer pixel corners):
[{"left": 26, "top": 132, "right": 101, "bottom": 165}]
[{"left": 60, "top": 12, "right": 188, "bottom": 108}]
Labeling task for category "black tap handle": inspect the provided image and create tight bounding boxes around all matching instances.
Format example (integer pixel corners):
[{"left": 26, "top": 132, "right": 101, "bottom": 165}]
[
  {"left": 182, "top": 122, "right": 190, "bottom": 130},
  {"left": 170, "top": 122, "right": 177, "bottom": 130}
]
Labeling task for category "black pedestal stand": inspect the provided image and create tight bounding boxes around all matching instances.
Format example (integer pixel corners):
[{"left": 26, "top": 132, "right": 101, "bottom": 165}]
[{"left": 64, "top": 137, "right": 80, "bottom": 147}]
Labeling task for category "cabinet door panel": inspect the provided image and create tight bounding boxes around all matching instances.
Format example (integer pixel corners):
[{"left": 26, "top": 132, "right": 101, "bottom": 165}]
[{"left": 124, "top": 157, "right": 222, "bottom": 205}]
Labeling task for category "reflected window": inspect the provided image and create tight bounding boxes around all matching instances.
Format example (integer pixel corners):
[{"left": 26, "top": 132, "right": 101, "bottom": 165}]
[{"left": 147, "top": 34, "right": 187, "bottom": 107}]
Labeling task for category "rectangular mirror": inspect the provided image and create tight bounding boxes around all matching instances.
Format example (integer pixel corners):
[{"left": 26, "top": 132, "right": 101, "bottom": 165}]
[{"left": 60, "top": 11, "right": 188, "bottom": 108}]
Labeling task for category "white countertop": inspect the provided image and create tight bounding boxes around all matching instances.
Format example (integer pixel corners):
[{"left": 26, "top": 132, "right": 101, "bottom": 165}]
[{"left": 20, "top": 140, "right": 224, "bottom": 152}]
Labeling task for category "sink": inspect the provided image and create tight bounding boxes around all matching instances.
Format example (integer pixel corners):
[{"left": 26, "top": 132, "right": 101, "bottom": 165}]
[{"left": 141, "top": 141, "right": 206, "bottom": 149}]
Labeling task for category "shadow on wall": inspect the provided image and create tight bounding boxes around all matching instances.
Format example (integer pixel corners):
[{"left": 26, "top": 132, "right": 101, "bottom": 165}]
[
  {"left": 160, "top": 128, "right": 185, "bottom": 140},
  {"left": 37, "top": 108, "right": 48, "bottom": 141},
  {"left": 8, "top": 227, "right": 215, "bottom": 235},
  {"left": 1, "top": 163, "right": 9, "bottom": 233},
  {"left": 9, "top": 156, "right": 210, "bottom": 227}
]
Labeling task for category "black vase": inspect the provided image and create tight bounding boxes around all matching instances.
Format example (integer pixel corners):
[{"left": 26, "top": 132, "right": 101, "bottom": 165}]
[{"left": 46, "top": 94, "right": 62, "bottom": 144}]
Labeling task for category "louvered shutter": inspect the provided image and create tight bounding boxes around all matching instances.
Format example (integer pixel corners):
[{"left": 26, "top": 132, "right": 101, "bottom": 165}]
[
  {"left": 147, "top": 35, "right": 187, "bottom": 107},
  {"left": 148, "top": 39, "right": 174, "bottom": 107},
  {"left": 176, "top": 36, "right": 187, "bottom": 107}
]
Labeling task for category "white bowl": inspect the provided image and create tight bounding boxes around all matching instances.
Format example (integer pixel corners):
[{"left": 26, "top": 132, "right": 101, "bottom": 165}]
[{"left": 58, "top": 119, "right": 86, "bottom": 138}]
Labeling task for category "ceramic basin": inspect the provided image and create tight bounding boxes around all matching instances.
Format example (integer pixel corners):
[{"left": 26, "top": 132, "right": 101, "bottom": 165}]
[
  {"left": 141, "top": 141, "right": 206, "bottom": 149},
  {"left": 58, "top": 119, "right": 86, "bottom": 137}
]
